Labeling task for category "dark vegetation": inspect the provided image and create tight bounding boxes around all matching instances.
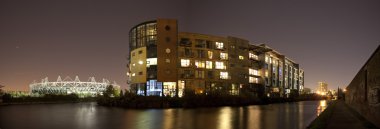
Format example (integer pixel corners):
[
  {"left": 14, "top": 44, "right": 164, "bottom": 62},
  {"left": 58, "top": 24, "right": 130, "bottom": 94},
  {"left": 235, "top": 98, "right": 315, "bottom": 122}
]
[
  {"left": 0, "top": 93, "right": 91, "bottom": 104},
  {"left": 1, "top": 85, "right": 325, "bottom": 108},
  {"left": 97, "top": 86, "right": 326, "bottom": 108}
]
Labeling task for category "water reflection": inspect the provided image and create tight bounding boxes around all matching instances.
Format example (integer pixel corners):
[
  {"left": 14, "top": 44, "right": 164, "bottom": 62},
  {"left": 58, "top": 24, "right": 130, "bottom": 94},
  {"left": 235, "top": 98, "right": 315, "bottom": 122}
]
[
  {"left": 0, "top": 101, "right": 325, "bottom": 129},
  {"left": 163, "top": 109, "right": 175, "bottom": 129},
  {"left": 218, "top": 107, "right": 232, "bottom": 129},
  {"left": 317, "top": 100, "right": 327, "bottom": 116},
  {"left": 75, "top": 102, "right": 97, "bottom": 129}
]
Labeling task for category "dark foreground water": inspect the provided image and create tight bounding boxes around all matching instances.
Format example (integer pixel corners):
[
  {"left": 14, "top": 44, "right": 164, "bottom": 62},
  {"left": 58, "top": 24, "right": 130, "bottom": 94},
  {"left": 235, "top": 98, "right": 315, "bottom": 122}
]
[{"left": 0, "top": 100, "right": 327, "bottom": 129}]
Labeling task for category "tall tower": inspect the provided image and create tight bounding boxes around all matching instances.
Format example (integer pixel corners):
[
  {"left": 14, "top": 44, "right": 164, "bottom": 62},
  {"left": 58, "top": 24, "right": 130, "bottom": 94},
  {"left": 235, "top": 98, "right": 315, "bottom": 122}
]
[
  {"left": 317, "top": 82, "right": 328, "bottom": 95},
  {"left": 128, "top": 19, "right": 178, "bottom": 97}
]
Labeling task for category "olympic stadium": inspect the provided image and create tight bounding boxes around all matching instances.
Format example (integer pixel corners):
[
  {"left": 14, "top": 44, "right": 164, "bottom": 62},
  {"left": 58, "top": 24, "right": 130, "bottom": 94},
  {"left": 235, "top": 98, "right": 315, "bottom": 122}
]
[{"left": 30, "top": 76, "right": 120, "bottom": 97}]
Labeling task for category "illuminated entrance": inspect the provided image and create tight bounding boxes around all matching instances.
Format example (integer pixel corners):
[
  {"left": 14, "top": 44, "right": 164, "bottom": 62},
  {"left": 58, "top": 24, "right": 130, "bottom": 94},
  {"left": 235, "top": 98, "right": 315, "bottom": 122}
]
[
  {"left": 178, "top": 80, "right": 185, "bottom": 97},
  {"left": 146, "top": 80, "right": 162, "bottom": 96},
  {"left": 163, "top": 82, "right": 176, "bottom": 97}
]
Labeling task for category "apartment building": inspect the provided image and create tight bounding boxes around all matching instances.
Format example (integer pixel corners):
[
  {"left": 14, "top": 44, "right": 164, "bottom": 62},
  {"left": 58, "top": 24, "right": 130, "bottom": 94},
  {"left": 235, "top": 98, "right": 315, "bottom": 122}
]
[{"left": 127, "top": 19, "right": 304, "bottom": 98}]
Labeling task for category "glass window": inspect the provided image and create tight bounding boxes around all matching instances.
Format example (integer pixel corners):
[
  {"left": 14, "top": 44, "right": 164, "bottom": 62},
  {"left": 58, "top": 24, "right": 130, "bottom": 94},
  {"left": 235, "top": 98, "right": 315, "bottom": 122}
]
[
  {"left": 215, "top": 42, "right": 224, "bottom": 49},
  {"left": 178, "top": 80, "right": 185, "bottom": 97},
  {"left": 220, "top": 72, "right": 229, "bottom": 79},
  {"left": 195, "top": 70, "right": 205, "bottom": 79},
  {"left": 249, "top": 77, "right": 259, "bottom": 83},
  {"left": 163, "top": 82, "right": 176, "bottom": 97},
  {"left": 197, "top": 50, "right": 205, "bottom": 58},
  {"left": 180, "top": 38, "right": 192, "bottom": 46},
  {"left": 206, "top": 41, "right": 213, "bottom": 49},
  {"left": 239, "top": 55, "right": 244, "bottom": 60},
  {"left": 230, "top": 84, "right": 239, "bottom": 95},
  {"left": 146, "top": 23, "right": 157, "bottom": 43},
  {"left": 206, "top": 61, "right": 213, "bottom": 69},
  {"left": 146, "top": 58, "right": 157, "bottom": 67},
  {"left": 207, "top": 51, "right": 213, "bottom": 59},
  {"left": 220, "top": 52, "right": 228, "bottom": 60},
  {"left": 185, "top": 48, "right": 192, "bottom": 57},
  {"left": 269, "top": 57, "right": 272, "bottom": 64},
  {"left": 195, "top": 39, "right": 205, "bottom": 48},
  {"left": 195, "top": 60, "right": 205, "bottom": 68},
  {"left": 249, "top": 68, "right": 259, "bottom": 76},
  {"left": 249, "top": 53, "right": 258, "bottom": 60},
  {"left": 208, "top": 71, "right": 214, "bottom": 79},
  {"left": 181, "top": 59, "right": 190, "bottom": 67},
  {"left": 215, "top": 61, "right": 226, "bottom": 69}
]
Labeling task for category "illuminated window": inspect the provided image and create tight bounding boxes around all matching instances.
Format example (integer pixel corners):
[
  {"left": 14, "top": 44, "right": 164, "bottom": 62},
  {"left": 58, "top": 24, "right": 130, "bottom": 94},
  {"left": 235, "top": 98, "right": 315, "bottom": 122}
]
[
  {"left": 239, "top": 55, "right": 244, "bottom": 60},
  {"left": 215, "top": 42, "right": 224, "bottom": 49},
  {"left": 208, "top": 51, "right": 213, "bottom": 59},
  {"left": 265, "top": 56, "right": 269, "bottom": 63},
  {"left": 265, "top": 71, "right": 268, "bottom": 77},
  {"left": 220, "top": 72, "right": 229, "bottom": 79},
  {"left": 146, "top": 58, "right": 157, "bottom": 67},
  {"left": 132, "top": 63, "right": 136, "bottom": 66},
  {"left": 163, "top": 82, "right": 176, "bottom": 97},
  {"left": 269, "top": 57, "right": 272, "bottom": 64},
  {"left": 178, "top": 80, "right": 185, "bottom": 97},
  {"left": 249, "top": 53, "right": 258, "bottom": 60},
  {"left": 138, "top": 60, "right": 144, "bottom": 65},
  {"left": 249, "top": 68, "right": 259, "bottom": 76},
  {"left": 215, "top": 61, "right": 226, "bottom": 69},
  {"left": 132, "top": 73, "right": 136, "bottom": 76},
  {"left": 230, "top": 84, "right": 239, "bottom": 95},
  {"left": 206, "top": 61, "right": 213, "bottom": 69},
  {"left": 195, "top": 60, "right": 205, "bottom": 68},
  {"left": 181, "top": 59, "right": 190, "bottom": 67},
  {"left": 249, "top": 77, "right": 259, "bottom": 83},
  {"left": 220, "top": 52, "right": 228, "bottom": 60}
]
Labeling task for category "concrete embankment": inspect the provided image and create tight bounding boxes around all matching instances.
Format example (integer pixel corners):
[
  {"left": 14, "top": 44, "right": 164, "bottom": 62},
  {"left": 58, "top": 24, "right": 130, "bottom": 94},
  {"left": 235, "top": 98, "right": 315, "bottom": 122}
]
[{"left": 308, "top": 100, "right": 379, "bottom": 129}]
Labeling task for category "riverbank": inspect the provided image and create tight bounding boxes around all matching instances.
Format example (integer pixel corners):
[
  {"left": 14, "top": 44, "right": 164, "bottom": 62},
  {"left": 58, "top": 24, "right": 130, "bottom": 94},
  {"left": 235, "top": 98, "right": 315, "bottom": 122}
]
[
  {"left": 0, "top": 94, "right": 96, "bottom": 106},
  {"left": 97, "top": 93, "right": 326, "bottom": 108},
  {"left": 1, "top": 92, "right": 325, "bottom": 108},
  {"left": 307, "top": 100, "right": 379, "bottom": 129}
]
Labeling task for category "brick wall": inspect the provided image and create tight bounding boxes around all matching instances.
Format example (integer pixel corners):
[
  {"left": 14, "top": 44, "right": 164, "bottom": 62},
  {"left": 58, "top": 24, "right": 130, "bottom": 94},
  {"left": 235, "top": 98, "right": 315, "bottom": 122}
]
[{"left": 346, "top": 45, "right": 380, "bottom": 127}]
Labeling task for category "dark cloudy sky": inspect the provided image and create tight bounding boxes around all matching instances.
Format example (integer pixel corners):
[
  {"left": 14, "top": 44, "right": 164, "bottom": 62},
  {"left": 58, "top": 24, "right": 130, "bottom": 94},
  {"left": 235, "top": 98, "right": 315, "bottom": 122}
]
[{"left": 0, "top": 0, "right": 379, "bottom": 91}]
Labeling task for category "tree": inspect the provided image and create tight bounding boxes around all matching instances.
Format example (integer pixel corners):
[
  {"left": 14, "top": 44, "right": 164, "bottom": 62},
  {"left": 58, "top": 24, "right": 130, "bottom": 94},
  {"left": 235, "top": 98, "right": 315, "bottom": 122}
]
[
  {"left": 301, "top": 88, "right": 312, "bottom": 94},
  {"left": 104, "top": 85, "right": 115, "bottom": 97},
  {"left": 103, "top": 85, "right": 121, "bottom": 97},
  {"left": 0, "top": 85, "right": 4, "bottom": 96}
]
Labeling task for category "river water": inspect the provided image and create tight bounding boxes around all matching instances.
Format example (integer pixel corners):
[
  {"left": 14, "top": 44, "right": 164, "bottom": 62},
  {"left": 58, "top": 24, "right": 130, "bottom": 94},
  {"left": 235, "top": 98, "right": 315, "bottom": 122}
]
[{"left": 0, "top": 100, "right": 327, "bottom": 129}]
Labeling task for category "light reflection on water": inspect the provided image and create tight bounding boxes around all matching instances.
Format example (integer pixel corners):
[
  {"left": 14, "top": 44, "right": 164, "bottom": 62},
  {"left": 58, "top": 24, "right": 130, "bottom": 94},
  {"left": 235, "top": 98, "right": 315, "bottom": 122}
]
[
  {"left": 317, "top": 100, "right": 327, "bottom": 116},
  {"left": 0, "top": 101, "right": 325, "bottom": 129},
  {"left": 218, "top": 107, "right": 232, "bottom": 129}
]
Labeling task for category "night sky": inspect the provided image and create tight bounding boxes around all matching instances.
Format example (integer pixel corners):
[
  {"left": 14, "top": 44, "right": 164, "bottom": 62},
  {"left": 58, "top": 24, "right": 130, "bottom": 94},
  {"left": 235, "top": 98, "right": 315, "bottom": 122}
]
[{"left": 1, "top": 0, "right": 379, "bottom": 91}]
